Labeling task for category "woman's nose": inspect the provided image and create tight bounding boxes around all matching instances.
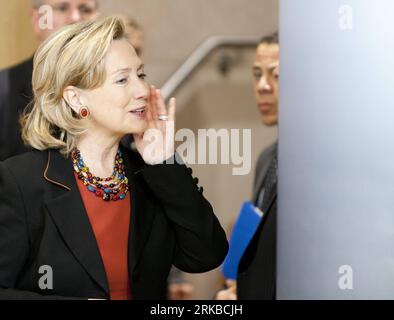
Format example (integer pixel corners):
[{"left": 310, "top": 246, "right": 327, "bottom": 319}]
[{"left": 133, "top": 81, "right": 149, "bottom": 100}]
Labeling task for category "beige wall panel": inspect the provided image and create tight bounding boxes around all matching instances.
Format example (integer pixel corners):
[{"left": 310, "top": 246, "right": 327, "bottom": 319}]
[
  {"left": 0, "top": 0, "right": 37, "bottom": 69},
  {"left": 98, "top": 0, "right": 278, "bottom": 85}
]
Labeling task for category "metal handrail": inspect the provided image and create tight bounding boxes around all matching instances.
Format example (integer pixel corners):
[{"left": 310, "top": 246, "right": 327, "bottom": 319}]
[{"left": 161, "top": 35, "right": 260, "bottom": 101}]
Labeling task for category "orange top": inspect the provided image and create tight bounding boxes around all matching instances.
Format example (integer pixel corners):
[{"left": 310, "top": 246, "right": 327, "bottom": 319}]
[{"left": 75, "top": 173, "right": 131, "bottom": 300}]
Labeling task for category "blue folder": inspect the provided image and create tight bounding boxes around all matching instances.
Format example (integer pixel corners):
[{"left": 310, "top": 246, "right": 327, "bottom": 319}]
[{"left": 221, "top": 201, "right": 264, "bottom": 280}]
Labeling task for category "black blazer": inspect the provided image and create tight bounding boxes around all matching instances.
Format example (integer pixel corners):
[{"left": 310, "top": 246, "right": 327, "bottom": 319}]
[
  {"left": 237, "top": 143, "right": 277, "bottom": 300},
  {"left": 0, "top": 57, "right": 33, "bottom": 161},
  {"left": 0, "top": 148, "right": 228, "bottom": 300}
]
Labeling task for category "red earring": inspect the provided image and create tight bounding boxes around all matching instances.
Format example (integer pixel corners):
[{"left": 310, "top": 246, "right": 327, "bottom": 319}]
[{"left": 79, "top": 106, "right": 90, "bottom": 118}]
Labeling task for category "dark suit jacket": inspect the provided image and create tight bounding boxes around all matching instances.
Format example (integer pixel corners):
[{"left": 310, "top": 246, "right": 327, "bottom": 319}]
[
  {"left": 237, "top": 142, "right": 277, "bottom": 300},
  {"left": 0, "top": 57, "right": 33, "bottom": 161},
  {"left": 0, "top": 148, "right": 228, "bottom": 300}
]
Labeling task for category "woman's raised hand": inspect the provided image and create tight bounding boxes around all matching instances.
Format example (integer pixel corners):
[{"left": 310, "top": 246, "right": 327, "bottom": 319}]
[{"left": 133, "top": 85, "right": 176, "bottom": 165}]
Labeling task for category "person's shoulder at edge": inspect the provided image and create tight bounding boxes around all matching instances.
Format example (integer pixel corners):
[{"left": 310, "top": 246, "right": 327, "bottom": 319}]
[
  {"left": 256, "top": 141, "right": 277, "bottom": 166},
  {"left": 1, "top": 148, "right": 44, "bottom": 166},
  {"left": 0, "top": 149, "right": 48, "bottom": 181},
  {"left": 255, "top": 141, "right": 277, "bottom": 173},
  {"left": 6, "top": 56, "right": 34, "bottom": 75}
]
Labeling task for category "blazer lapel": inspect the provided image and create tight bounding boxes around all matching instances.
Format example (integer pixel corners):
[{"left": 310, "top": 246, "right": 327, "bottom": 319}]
[
  {"left": 43, "top": 150, "right": 109, "bottom": 295},
  {"left": 123, "top": 149, "right": 157, "bottom": 278}
]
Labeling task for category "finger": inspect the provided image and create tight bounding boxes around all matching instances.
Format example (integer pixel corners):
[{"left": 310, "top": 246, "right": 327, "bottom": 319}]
[
  {"left": 168, "top": 97, "right": 176, "bottom": 122},
  {"left": 149, "top": 85, "right": 159, "bottom": 125},
  {"left": 145, "top": 89, "right": 154, "bottom": 123},
  {"left": 156, "top": 88, "right": 167, "bottom": 116}
]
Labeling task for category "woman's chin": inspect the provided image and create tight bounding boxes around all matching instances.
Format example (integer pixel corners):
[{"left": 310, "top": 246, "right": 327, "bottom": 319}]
[{"left": 126, "top": 120, "right": 148, "bottom": 135}]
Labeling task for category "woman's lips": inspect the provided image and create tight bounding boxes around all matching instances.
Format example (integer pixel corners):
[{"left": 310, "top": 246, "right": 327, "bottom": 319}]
[{"left": 129, "top": 107, "right": 146, "bottom": 118}]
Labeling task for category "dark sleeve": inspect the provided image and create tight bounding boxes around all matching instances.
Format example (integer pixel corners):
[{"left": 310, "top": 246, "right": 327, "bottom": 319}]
[
  {"left": 140, "top": 155, "right": 229, "bottom": 273},
  {"left": 0, "top": 162, "right": 83, "bottom": 300}
]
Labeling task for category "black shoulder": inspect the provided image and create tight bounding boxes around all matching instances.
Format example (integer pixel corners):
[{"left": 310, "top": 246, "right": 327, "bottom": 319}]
[
  {"left": 8, "top": 57, "right": 33, "bottom": 77},
  {"left": 1, "top": 149, "right": 48, "bottom": 179}
]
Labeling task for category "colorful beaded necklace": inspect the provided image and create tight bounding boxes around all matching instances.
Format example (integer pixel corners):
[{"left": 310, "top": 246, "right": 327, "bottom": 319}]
[{"left": 71, "top": 147, "right": 129, "bottom": 202}]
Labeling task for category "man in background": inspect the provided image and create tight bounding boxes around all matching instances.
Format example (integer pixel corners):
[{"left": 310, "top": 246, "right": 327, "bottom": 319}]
[
  {"left": 0, "top": 0, "right": 99, "bottom": 160},
  {"left": 217, "top": 32, "right": 279, "bottom": 300}
]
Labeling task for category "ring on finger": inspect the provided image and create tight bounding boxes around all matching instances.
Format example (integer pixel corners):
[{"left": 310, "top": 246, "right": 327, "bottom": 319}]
[{"left": 158, "top": 114, "right": 169, "bottom": 121}]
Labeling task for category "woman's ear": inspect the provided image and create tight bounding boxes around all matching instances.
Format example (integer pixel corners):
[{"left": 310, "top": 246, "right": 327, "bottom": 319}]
[{"left": 63, "top": 86, "right": 85, "bottom": 114}]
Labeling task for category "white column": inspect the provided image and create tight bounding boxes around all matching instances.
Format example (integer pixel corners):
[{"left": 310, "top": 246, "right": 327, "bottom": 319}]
[{"left": 278, "top": 0, "right": 394, "bottom": 299}]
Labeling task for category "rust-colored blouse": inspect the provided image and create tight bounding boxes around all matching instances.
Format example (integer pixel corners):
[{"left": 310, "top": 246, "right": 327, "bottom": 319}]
[{"left": 75, "top": 173, "right": 131, "bottom": 300}]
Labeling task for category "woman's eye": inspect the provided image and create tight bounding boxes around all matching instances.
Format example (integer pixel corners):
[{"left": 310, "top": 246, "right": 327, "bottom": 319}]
[
  {"left": 116, "top": 77, "right": 129, "bottom": 84},
  {"left": 138, "top": 73, "right": 147, "bottom": 80}
]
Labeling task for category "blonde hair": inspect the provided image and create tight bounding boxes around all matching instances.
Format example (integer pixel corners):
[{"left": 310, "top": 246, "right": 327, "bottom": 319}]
[{"left": 22, "top": 16, "right": 126, "bottom": 156}]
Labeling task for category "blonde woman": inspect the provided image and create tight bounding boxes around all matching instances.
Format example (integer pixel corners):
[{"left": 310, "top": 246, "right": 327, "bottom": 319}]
[{"left": 0, "top": 17, "right": 228, "bottom": 300}]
